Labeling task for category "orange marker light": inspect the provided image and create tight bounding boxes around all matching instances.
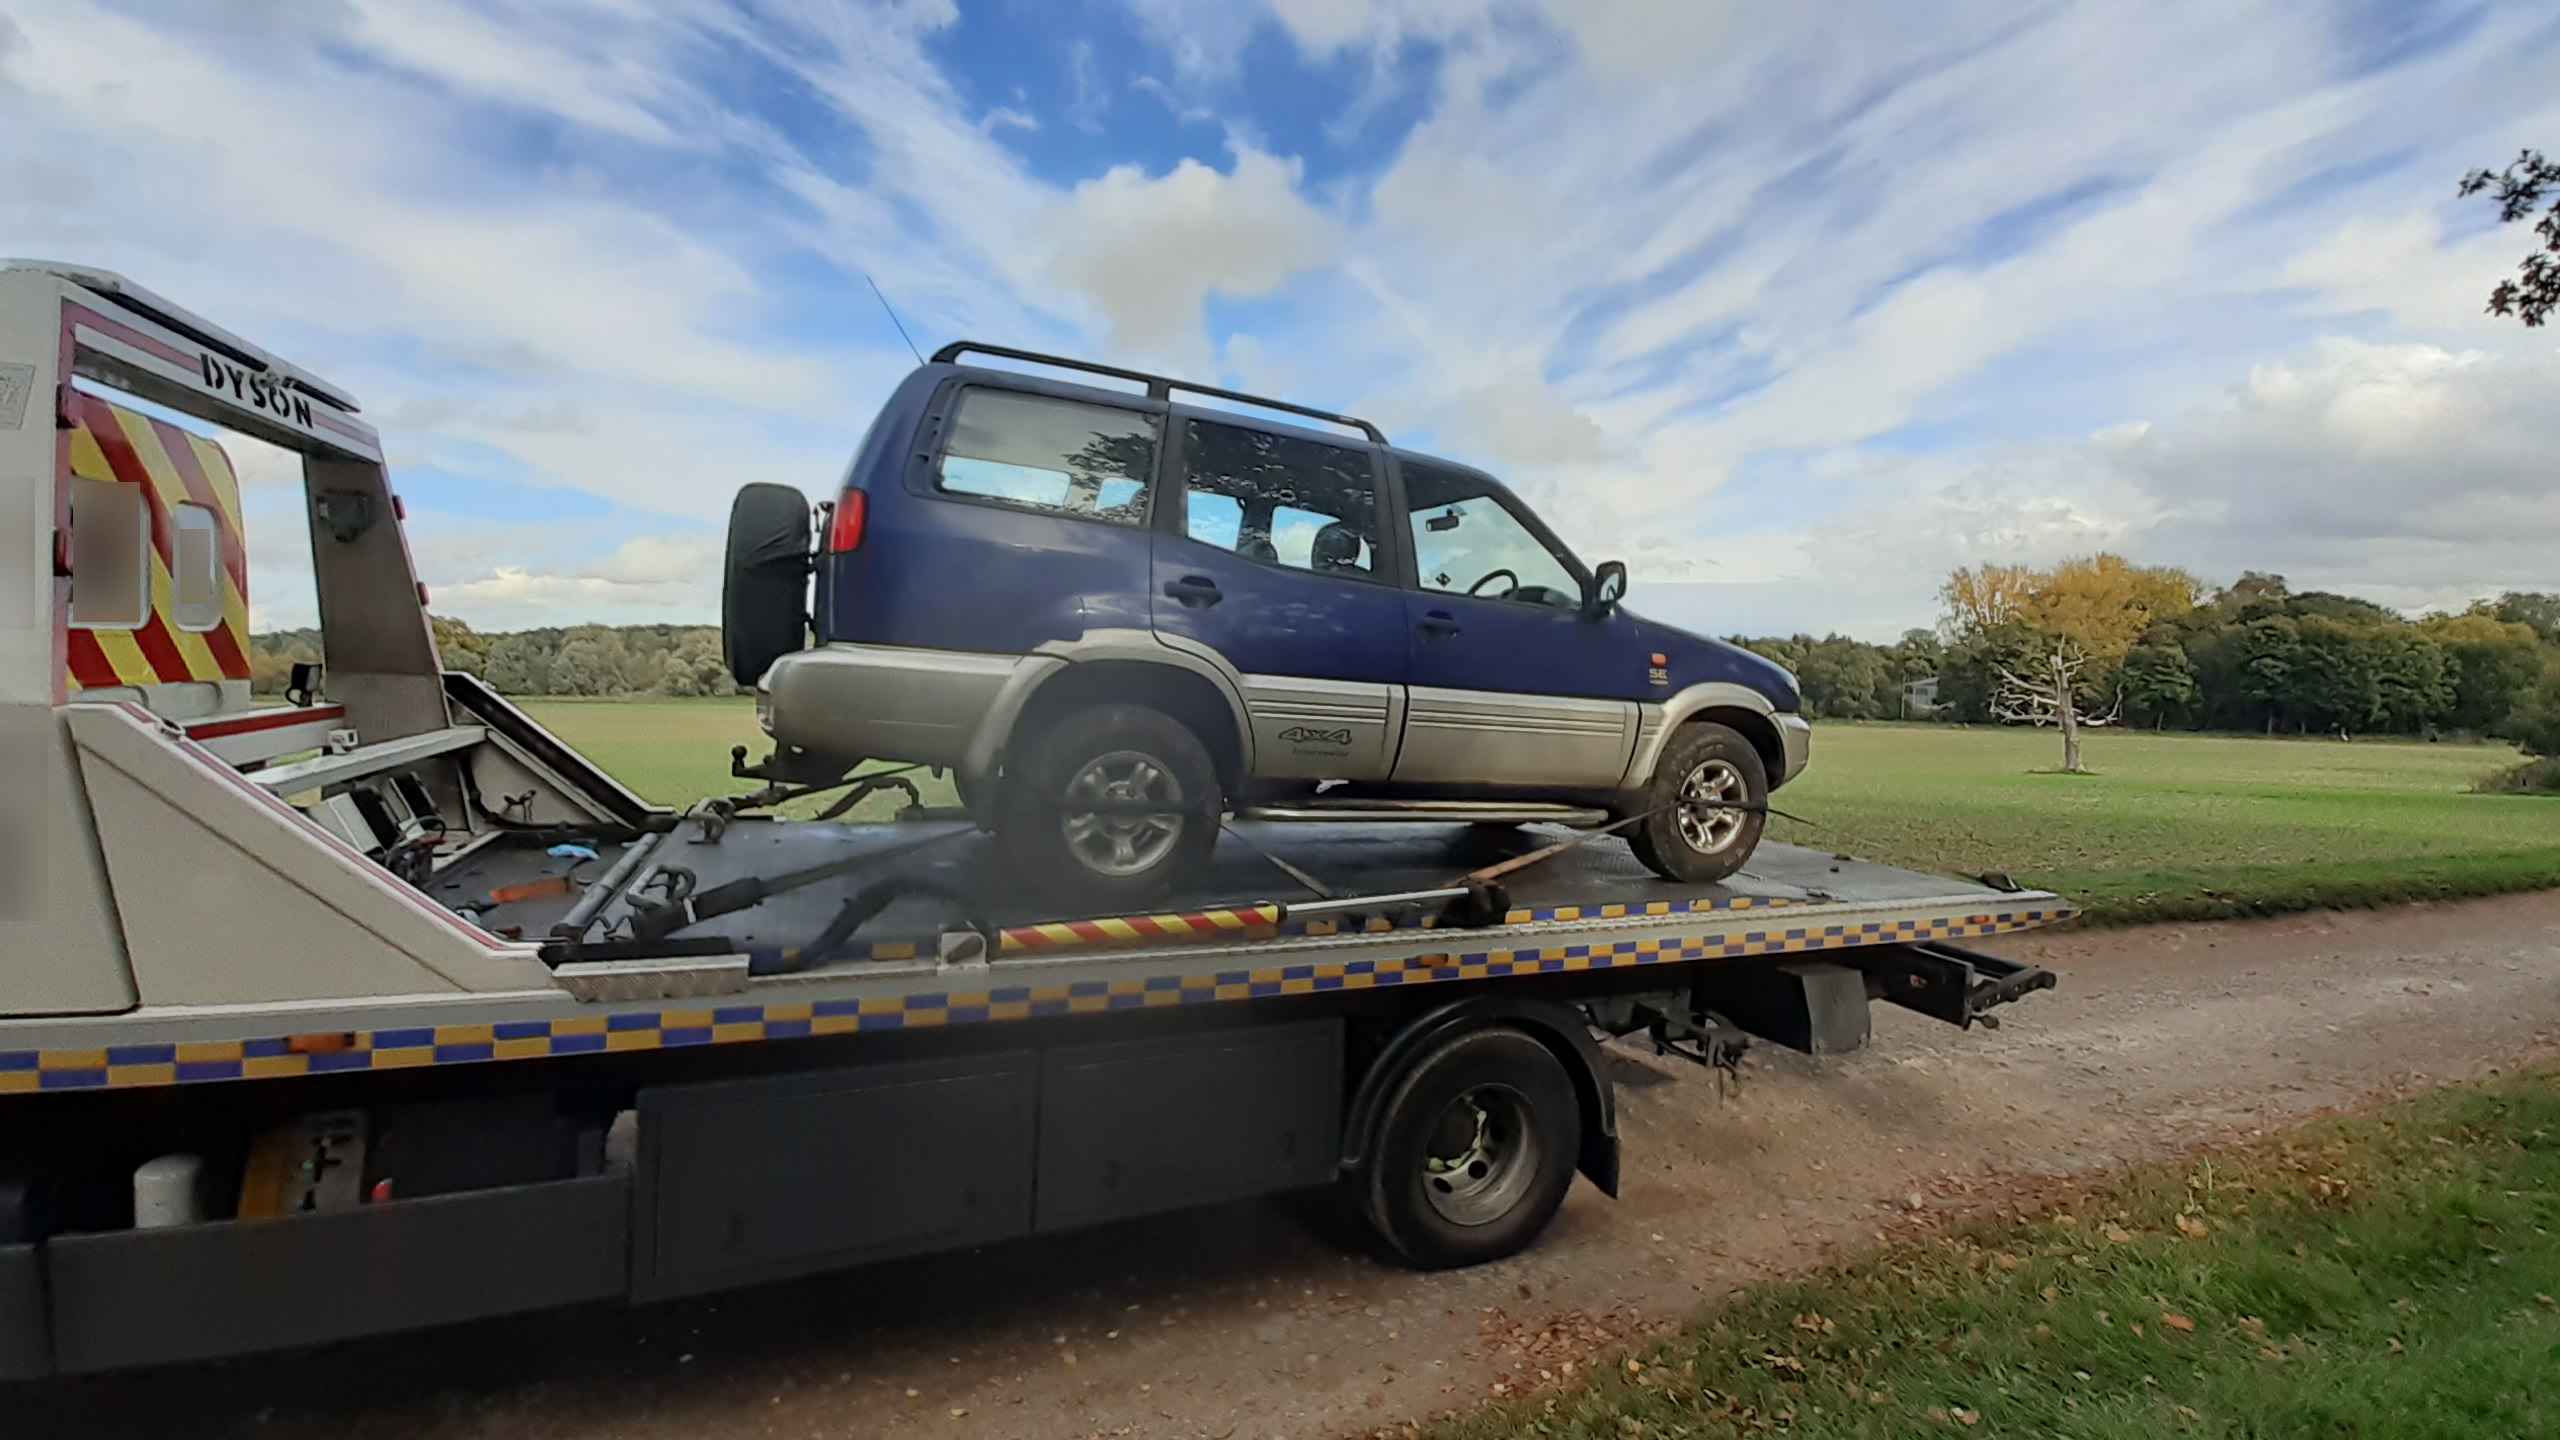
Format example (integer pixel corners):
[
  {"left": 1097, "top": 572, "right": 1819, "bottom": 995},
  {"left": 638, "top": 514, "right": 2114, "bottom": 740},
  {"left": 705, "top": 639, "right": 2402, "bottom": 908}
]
[{"left": 1650, "top": 652, "right": 1667, "bottom": 665}]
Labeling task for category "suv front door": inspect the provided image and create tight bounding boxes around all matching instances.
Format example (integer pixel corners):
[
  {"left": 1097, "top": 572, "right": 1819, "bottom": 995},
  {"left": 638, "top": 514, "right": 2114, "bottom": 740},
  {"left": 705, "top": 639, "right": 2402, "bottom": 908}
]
[
  {"left": 1151, "top": 415, "right": 1407, "bottom": 781},
  {"left": 1392, "top": 459, "right": 1638, "bottom": 788}
]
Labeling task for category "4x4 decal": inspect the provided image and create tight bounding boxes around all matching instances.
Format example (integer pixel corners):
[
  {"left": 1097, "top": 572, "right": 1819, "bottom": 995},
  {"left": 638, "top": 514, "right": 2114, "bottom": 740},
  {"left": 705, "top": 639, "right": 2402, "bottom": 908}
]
[{"left": 1278, "top": 725, "right": 1354, "bottom": 747}]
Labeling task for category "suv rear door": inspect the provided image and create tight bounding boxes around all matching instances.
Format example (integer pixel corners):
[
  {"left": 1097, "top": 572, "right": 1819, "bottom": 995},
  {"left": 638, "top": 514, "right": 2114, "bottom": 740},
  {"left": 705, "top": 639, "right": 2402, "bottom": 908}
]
[
  {"left": 1150, "top": 414, "right": 1405, "bottom": 781},
  {"left": 1390, "top": 459, "right": 1639, "bottom": 788}
]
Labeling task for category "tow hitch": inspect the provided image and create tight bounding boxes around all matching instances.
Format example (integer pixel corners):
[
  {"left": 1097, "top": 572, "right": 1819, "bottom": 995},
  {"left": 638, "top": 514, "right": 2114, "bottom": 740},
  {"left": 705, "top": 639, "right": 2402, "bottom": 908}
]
[{"left": 1859, "top": 941, "right": 2058, "bottom": 1029}]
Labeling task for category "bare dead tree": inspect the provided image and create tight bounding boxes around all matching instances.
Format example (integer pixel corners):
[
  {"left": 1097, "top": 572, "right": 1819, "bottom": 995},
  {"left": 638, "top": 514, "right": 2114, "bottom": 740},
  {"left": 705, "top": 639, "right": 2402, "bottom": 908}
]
[{"left": 1994, "top": 643, "right": 2122, "bottom": 773}]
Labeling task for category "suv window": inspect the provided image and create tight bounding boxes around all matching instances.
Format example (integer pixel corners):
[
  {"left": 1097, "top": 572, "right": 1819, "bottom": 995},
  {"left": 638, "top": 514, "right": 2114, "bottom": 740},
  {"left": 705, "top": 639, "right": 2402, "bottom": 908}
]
[
  {"left": 937, "top": 389, "right": 1158, "bottom": 525},
  {"left": 1180, "top": 418, "right": 1380, "bottom": 578},
  {"left": 1403, "top": 462, "right": 1581, "bottom": 610}
]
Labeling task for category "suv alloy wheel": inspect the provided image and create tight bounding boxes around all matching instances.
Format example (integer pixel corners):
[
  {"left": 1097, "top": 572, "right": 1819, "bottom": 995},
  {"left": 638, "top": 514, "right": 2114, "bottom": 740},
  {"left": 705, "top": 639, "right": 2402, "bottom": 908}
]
[
  {"left": 999, "top": 704, "right": 1222, "bottom": 904},
  {"left": 1625, "top": 721, "right": 1768, "bottom": 884}
]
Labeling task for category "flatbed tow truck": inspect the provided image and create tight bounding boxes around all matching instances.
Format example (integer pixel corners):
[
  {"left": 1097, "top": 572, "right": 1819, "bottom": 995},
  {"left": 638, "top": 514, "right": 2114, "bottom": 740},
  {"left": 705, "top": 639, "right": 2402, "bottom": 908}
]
[{"left": 0, "top": 262, "right": 2066, "bottom": 1381}]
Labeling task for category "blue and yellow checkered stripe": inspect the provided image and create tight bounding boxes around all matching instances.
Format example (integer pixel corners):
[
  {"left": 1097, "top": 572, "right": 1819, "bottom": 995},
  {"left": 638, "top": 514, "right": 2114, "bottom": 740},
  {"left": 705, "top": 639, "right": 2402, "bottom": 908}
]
[
  {"left": 828, "top": 890, "right": 1799, "bottom": 958},
  {"left": 0, "top": 906, "right": 2060, "bottom": 1094}
]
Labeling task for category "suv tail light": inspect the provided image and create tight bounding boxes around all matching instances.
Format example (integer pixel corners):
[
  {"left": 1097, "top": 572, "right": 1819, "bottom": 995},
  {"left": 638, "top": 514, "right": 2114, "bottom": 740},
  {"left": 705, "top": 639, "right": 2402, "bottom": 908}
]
[{"left": 826, "top": 489, "right": 868, "bottom": 553}]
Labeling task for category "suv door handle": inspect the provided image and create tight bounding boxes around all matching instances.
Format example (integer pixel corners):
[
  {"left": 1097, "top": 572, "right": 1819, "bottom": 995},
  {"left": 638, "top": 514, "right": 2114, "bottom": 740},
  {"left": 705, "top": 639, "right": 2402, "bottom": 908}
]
[
  {"left": 1417, "top": 611, "right": 1461, "bottom": 637},
  {"left": 1163, "top": 576, "right": 1223, "bottom": 607}
]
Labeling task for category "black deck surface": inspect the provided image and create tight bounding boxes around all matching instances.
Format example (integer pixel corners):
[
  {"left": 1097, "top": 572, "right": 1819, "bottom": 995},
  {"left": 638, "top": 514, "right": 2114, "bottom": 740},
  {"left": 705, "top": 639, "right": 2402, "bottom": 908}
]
[{"left": 429, "top": 820, "right": 2011, "bottom": 954}]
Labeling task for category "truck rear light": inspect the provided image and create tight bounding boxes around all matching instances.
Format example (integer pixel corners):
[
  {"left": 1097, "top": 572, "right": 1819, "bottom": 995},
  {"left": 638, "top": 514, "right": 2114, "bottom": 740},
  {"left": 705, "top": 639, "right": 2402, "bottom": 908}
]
[{"left": 826, "top": 490, "right": 867, "bottom": 553}]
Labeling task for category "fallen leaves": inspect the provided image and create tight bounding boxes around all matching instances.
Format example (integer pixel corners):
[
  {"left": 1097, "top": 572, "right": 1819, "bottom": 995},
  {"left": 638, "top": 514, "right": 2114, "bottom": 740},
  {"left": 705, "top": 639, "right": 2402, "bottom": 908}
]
[
  {"left": 2161, "top": 1313, "right": 2196, "bottom": 1333},
  {"left": 1474, "top": 1306, "right": 1661, "bottom": 1399},
  {"left": 2175, "top": 1213, "right": 2211, "bottom": 1238}
]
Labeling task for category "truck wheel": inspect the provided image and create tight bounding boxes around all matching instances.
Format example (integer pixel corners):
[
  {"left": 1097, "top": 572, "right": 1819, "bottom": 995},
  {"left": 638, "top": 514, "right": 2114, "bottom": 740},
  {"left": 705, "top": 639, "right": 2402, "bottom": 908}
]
[
  {"left": 1002, "top": 704, "right": 1219, "bottom": 904},
  {"left": 1359, "top": 1027, "right": 1581, "bottom": 1269},
  {"left": 1627, "top": 722, "right": 1767, "bottom": 884}
]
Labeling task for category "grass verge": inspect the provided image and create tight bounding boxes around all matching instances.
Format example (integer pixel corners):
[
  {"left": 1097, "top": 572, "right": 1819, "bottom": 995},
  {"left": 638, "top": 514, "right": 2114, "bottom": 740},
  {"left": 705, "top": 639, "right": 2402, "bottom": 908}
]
[
  {"left": 1417, "top": 1064, "right": 2560, "bottom": 1439},
  {"left": 2048, "top": 849, "right": 2560, "bottom": 927}
]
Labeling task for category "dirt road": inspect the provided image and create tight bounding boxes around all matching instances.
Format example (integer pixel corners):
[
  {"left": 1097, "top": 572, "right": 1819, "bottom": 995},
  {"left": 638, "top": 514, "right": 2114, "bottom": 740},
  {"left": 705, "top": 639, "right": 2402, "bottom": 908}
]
[{"left": 28, "top": 891, "right": 2560, "bottom": 1440}]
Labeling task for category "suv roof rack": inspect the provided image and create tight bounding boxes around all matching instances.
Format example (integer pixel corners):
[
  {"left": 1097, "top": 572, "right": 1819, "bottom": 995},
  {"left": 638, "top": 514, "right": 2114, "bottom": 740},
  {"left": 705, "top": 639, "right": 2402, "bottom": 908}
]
[{"left": 930, "top": 340, "right": 1387, "bottom": 445}]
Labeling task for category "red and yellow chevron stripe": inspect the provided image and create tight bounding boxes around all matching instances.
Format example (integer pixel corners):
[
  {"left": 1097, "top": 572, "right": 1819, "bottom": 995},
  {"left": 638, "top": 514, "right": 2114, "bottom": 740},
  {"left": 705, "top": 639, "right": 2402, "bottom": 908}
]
[
  {"left": 999, "top": 904, "right": 1284, "bottom": 953},
  {"left": 61, "top": 392, "right": 253, "bottom": 693}
]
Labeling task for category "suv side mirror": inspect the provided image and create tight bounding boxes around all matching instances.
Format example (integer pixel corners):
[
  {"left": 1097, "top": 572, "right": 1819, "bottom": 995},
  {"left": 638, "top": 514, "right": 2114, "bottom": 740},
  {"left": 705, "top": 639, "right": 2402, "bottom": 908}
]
[{"left": 1583, "top": 560, "right": 1627, "bottom": 618}]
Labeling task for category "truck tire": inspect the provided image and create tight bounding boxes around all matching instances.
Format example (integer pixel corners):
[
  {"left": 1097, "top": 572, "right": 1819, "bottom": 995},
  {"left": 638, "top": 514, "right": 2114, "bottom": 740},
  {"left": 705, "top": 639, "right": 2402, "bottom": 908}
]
[
  {"left": 722, "top": 483, "right": 812, "bottom": 687},
  {"left": 1626, "top": 721, "right": 1767, "bottom": 884},
  {"left": 1359, "top": 1027, "right": 1581, "bottom": 1269},
  {"left": 1000, "top": 704, "right": 1220, "bottom": 905}
]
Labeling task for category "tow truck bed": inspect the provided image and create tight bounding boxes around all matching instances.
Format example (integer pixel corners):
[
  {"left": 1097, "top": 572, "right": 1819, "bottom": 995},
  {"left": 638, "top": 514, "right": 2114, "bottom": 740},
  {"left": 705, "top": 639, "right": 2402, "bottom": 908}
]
[
  {"left": 425, "top": 816, "right": 2042, "bottom": 954},
  {"left": 3, "top": 820, "right": 2064, "bottom": 1377},
  {"left": 1, "top": 825, "right": 2064, "bottom": 1091}
]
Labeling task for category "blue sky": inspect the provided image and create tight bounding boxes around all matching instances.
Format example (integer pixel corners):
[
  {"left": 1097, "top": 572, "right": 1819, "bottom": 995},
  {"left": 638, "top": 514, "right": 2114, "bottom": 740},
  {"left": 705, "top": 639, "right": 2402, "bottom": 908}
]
[{"left": 3, "top": 0, "right": 2555, "bottom": 638}]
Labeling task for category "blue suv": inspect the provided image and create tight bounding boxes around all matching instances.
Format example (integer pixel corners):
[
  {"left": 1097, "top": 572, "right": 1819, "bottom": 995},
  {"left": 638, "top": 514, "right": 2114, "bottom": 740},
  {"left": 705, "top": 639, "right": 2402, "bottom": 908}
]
[{"left": 723, "top": 343, "right": 1809, "bottom": 903}]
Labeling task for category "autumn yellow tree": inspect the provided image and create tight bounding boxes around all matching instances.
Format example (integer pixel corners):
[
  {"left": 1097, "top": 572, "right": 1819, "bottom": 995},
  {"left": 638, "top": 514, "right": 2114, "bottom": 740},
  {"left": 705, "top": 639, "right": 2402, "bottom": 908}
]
[{"left": 1941, "top": 554, "right": 2200, "bottom": 660}]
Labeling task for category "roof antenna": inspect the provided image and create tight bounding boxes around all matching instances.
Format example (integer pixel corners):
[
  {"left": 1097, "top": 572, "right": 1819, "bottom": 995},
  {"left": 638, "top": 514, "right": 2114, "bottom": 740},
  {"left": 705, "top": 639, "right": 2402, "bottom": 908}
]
[{"left": 865, "top": 273, "right": 925, "bottom": 365}]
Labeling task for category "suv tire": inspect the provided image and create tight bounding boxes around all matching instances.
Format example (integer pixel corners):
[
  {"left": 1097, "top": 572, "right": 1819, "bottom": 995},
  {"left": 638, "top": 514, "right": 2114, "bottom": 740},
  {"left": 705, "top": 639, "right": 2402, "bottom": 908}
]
[
  {"left": 1000, "top": 704, "right": 1220, "bottom": 905},
  {"left": 1626, "top": 721, "right": 1767, "bottom": 884},
  {"left": 721, "top": 483, "right": 812, "bottom": 688},
  {"left": 1358, "top": 1027, "right": 1581, "bottom": 1269}
]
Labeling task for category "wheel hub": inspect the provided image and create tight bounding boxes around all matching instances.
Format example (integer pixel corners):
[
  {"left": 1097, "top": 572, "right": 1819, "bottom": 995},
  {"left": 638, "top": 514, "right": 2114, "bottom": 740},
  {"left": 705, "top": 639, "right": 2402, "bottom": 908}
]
[
  {"left": 1059, "top": 749, "right": 1186, "bottom": 877},
  {"left": 1673, "top": 757, "right": 1748, "bottom": 855},
  {"left": 1420, "top": 1084, "right": 1540, "bottom": 1226}
]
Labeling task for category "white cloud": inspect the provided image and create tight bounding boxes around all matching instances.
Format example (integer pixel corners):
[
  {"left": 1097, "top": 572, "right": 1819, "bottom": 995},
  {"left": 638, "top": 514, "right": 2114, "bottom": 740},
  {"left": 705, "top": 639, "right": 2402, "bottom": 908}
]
[
  {"left": 1527, "top": 0, "right": 1744, "bottom": 73},
  {"left": 2279, "top": 211, "right": 2529, "bottom": 338},
  {"left": 1443, "top": 372, "right": 1611, "bottom": 468},
  {"left": 583, "top": 532, "right": 722, "bottom": 587},
  {"left": 341, "top": 0, "right": 692, "bottom": 144},
  {"left": 1049, "top": 148, "right": 1335, "bottom": 367},
  {"left": 12, "top": 0, "right": 2554, "bottom": 647},
  {"left": 1673, "top": 336, "right": 2560, "bottom": 640},
  {"left": 2124, "top": 338, "right": 2560, "bottom": 594},
  {"left": 424, "top": 530, "right": 723, "bottom": 629}
]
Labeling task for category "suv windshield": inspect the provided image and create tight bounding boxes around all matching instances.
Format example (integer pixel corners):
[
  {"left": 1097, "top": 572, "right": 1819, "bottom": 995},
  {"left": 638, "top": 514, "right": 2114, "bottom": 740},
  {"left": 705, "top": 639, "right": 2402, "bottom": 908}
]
[{"left": 1402, "top": 461, "right": 1580, "bottom": 609}]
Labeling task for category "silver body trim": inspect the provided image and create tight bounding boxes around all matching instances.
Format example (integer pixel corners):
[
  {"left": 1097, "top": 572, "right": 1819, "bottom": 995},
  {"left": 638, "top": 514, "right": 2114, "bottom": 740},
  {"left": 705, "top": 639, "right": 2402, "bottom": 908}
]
[
  {"left": 1395, "top": 686, "right": 1635, "bottom": 788},
  {"left": 1242, "top": 801, "right": 1609, "bottom": 826},
  {"left": 763, "top": 643, "right": 1026, "bottom": 769},
  {"left": 1236, "top": 674, "right": 1399, "bottom": 780},
  {"left": 763, "top": 643, "right": 1808, "bottom": 800}
]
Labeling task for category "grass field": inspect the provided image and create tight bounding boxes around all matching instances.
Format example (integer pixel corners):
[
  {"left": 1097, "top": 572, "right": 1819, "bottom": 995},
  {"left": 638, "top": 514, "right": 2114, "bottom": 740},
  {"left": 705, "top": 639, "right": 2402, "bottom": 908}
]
[
  {"left": 517, "top": 696, "right": 961, "bottom": 819},
  {"left": 1768, "top": 724, "right": 2560, "bottom": 924},
  {"left": 519, "top": 700, "right": 2560, "bottom": 925},
  {"left": 1423, "top": 1062, "right": 2560, "bottom": 1440}
]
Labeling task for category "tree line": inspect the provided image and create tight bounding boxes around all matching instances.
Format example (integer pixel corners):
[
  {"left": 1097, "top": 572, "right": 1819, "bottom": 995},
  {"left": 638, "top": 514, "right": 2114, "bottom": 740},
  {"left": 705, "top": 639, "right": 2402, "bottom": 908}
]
[
  {"left": 251, "top": 618, "right": 742, "bottom": 698},
  {"left": 1733, "top": 557, "right": 2559, "bottom": 760},
  {"left": 244, "top": 565, "right": 2560, "bottom": 762}
]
